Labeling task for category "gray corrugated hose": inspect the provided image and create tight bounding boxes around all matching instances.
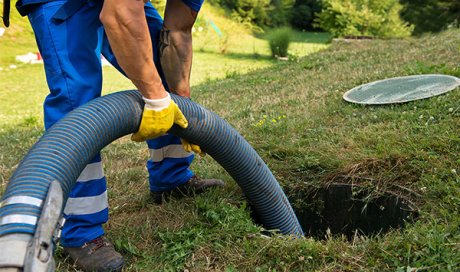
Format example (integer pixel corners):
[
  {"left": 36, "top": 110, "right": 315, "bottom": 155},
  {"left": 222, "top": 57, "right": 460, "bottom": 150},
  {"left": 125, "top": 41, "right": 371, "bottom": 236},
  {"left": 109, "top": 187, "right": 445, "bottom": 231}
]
[{"left": 0, "top": 90, "right": 303, "bottom": 269}]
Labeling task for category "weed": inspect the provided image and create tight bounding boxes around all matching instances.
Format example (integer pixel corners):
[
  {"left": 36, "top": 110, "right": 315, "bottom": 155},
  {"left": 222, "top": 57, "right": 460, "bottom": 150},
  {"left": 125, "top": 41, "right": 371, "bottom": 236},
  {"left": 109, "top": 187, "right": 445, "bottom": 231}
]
[
  {"left": 267, "top": 27, "right": 293, "bottom": 58},
  {"left": 21, "top": 116, "right": 39, "bottom": 127}
]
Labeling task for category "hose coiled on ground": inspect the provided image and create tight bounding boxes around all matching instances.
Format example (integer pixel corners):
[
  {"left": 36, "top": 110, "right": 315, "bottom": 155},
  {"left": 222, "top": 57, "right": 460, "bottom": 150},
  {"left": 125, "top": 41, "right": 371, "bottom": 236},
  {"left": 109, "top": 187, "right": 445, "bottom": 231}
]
[{"left": 0, "top": 90, "right": 303, "bottom": 238}]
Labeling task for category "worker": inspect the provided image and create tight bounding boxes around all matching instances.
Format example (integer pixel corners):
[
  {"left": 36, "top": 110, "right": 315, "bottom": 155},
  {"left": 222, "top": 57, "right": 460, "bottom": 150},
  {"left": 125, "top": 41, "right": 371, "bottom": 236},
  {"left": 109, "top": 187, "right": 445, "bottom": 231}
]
[{"left": 14, "top": 0, "right": 224, "bottom": 270}]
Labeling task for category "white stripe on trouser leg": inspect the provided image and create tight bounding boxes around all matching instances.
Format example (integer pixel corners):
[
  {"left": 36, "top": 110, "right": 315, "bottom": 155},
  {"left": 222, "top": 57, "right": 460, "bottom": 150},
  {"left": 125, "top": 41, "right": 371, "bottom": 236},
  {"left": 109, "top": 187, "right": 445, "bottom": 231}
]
[
  {"left": 150, "top": 144, "right": 192, "bottom": 162},
  {"left": 77, "top": 161, "right": 104, "bottom": 182},
  {"left": 63, "top": 191, "right": 108, "bottom": 215}
]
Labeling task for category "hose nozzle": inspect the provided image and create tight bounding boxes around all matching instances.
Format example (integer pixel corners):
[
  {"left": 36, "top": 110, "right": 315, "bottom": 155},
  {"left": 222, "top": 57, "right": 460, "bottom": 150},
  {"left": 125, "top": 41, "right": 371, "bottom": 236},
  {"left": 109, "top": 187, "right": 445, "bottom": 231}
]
[{"left": 0, "top": 180, "right": 64, "bottom": 272}]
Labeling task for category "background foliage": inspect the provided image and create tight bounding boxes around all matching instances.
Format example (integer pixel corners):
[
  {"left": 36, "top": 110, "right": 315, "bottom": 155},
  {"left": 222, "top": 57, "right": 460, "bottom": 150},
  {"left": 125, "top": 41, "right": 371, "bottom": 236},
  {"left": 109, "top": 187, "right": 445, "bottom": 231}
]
[
  {"left": 315, "top": 0, "right": 413, "bottom": 38},
  {"left": 206, "top": 0, "right": 458, "bottom": 37},
  {"left": 400, "top": 0, "right": 460, "bottom": 34},
  {"left": 148, "top": 0, "right": 460, "bottom": 38},
  {"left": 290, "top": 0, "right": 323, "bottom": 30}
]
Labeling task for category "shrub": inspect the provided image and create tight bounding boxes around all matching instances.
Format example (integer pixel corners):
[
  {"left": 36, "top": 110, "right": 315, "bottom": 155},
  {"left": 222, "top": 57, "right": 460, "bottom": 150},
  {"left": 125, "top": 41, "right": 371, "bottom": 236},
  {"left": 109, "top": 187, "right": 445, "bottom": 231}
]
[
  {"left": 400, "top": 0, "right": 460, "bottom": 35},
  {"left": 267, "top": 27, "right": 293, "bottom": 57},
  {"left": 316, "top": 0, "right": 414, "bottom": 38}
]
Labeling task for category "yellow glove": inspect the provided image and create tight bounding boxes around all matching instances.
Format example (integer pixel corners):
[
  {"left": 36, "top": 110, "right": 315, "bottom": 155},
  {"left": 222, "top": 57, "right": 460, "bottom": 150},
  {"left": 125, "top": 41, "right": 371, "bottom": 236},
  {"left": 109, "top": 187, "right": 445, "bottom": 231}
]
[
  {"left": 132, "top": 94, "right": 188, "bottom": 142},
  {"left": 181, "top": 139, "right": 205, "bottom": 156}
]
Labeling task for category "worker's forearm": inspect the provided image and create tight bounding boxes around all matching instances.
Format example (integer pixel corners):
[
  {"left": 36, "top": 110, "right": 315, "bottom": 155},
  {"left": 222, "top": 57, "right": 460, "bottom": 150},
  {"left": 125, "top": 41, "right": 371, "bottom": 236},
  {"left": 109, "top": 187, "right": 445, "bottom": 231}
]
[
  {"left": 160, "top": 27, "right": 193, "bottom": 97},
  {"left": 100, "top": 0, "right": 167, "bottom": 99},
  {"left": 160, "top": 0, "right": 198, "bottom": 97}
]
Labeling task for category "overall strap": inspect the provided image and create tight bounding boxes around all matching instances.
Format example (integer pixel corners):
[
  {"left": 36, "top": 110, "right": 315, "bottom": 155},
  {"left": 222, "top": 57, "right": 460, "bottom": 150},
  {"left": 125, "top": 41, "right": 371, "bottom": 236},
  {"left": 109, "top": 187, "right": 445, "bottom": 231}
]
[{"left": 52, "top": 0, "right": 87, "bottom": 22}]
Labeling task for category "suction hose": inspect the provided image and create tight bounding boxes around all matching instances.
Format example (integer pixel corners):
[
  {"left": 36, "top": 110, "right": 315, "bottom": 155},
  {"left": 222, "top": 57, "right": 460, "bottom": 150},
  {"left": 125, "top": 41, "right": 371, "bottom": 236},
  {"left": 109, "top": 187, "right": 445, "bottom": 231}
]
[{"left": 0, "top": 90, "right": 303, "bottom": 268}]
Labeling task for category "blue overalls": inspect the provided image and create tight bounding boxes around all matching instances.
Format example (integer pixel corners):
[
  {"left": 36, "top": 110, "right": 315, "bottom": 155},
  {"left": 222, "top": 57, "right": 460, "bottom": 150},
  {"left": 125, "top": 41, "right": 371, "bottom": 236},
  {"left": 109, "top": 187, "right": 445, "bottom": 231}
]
[{"left": 17, "top": 0, "right": 203, "bottom": 247}]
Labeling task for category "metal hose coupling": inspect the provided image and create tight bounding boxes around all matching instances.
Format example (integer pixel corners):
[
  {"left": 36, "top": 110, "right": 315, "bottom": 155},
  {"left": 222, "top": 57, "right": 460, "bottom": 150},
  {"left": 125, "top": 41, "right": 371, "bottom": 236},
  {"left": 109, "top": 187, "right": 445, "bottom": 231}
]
[{"left": 0, "top": 181, "right": 64, "bottom": 272}]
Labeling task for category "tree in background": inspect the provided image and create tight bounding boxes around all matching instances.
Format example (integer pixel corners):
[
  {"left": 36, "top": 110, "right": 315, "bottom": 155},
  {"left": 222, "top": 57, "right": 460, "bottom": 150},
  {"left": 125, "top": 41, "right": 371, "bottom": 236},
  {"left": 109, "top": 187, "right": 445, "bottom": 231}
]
[
  {"left": 316, "top": 0, "right": 413, "bottom": 38},
  {"left": 210, "top": 0, "right": 296, "bottom": 27},
  {"left": 290, "top": 0, "right": 323, "bottom": 30},
  {"left": 400, "top": 0, "right": 460, "bottom": 34},
  {"left": 268, "top": 0, "right": 295, "bottom": 26},
  {"left": 214, "top": 0, "right": 271, "bottom": 25},
  {"left": 237, "top": 0, "right": 272, "bottom": 25}
]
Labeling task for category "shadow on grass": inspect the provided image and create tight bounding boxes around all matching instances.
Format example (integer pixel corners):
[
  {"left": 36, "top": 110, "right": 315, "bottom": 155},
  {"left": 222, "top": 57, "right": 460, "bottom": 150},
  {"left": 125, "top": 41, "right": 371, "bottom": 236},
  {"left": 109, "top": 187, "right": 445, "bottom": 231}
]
[
  {"left": 255, "top": 30, "right": 332, "bottom": 44},
  {"left": 197, "top": 48, "right": 274, "bottom": 61}
]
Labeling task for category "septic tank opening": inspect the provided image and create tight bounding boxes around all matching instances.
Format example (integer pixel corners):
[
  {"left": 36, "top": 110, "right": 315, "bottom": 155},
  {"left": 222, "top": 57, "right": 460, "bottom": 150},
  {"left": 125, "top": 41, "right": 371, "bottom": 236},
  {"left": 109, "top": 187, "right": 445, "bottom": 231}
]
[{"left": 250, "top": 183, "right": 418, "bottom": 239}]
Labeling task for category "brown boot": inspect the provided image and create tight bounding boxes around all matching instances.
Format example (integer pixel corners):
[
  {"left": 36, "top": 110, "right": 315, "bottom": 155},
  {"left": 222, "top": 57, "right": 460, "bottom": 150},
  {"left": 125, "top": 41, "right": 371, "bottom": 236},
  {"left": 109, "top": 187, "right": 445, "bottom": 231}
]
[
  {"left": 151, "top": 175, "right": 224, "bottom": 204},
  {"left": 64, "top": 236, "right": 124, "bottom": 272}
]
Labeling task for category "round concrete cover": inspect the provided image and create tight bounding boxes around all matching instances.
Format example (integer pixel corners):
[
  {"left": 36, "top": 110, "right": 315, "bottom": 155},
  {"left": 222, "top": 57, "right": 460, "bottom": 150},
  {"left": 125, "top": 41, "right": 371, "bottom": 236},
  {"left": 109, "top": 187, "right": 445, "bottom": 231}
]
[{"left": 343, "top": 74, "right": 460, "bottom": 105}]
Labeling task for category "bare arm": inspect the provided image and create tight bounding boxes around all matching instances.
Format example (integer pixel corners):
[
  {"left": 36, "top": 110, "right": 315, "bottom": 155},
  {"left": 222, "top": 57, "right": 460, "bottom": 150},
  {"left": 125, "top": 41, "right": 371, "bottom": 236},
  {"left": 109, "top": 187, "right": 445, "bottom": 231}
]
[
  {"left": 100, "top": 0, "right": 189, "bottom": 142},
  {"left": 100, "top": 0, "right": 168, "bottom": 100},
  {"left": 160, "top": 0, "right": 198, "bottom": 97}
]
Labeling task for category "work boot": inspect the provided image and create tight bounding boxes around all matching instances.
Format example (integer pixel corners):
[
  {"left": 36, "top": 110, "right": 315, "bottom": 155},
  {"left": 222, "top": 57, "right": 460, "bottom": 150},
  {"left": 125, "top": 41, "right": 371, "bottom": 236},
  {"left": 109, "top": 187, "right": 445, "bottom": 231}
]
[
  {"left": 151, "top": 175, "right": 224, "bottom": 204},
  {"left": 64, "top": 236, "right": 124, "bottom": 272}
]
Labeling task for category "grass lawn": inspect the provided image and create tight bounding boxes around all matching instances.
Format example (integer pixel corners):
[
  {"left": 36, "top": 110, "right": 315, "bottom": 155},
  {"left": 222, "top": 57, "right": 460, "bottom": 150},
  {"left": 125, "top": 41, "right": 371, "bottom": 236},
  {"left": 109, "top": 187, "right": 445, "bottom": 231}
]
[{"left": 1, "top": 5, "right": 460, "bottom": 272}]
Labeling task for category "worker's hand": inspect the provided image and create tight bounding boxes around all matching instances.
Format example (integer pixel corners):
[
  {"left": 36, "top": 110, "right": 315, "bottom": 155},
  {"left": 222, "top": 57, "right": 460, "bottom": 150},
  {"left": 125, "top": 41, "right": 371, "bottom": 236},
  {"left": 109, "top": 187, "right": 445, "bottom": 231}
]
[
  {"left": 181, "top": 139, "right": 205, "bottom": 156},
  {"left": 132, "top": 94, "right": 188, "bottom": 142}
]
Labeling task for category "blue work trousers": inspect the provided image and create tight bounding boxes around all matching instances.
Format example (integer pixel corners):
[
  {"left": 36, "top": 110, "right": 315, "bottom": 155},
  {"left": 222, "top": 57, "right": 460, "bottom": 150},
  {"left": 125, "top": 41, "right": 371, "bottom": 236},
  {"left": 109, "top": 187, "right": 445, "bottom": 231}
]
[{"left": 28, "top": 0, "right": 194, "bottom": 247}]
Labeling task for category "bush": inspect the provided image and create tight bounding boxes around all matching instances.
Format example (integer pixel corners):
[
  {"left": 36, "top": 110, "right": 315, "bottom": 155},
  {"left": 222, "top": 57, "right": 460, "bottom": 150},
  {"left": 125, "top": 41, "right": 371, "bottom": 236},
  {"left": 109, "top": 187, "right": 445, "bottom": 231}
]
[
  {"left": 316, "top": 0, "right": 414, "bottom": 38},
  {"left": 400, "top": 0, "right": 460, "bottom": 35},
  {"left": 267, "top": 27, "right": 293, "bottom": 57}
]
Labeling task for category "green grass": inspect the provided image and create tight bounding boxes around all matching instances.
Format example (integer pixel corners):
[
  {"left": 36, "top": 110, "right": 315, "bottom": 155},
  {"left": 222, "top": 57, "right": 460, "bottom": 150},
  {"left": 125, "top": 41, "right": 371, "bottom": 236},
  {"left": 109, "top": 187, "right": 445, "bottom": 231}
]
[
  {"left": 191, "top": 29, "right": 330, "bottom": 86},
  {"left": 1, "top": 7, "right": 460, "bottom": 272},
  {"left": 0, "top": 4, "right": 36, "bottom": 66}
]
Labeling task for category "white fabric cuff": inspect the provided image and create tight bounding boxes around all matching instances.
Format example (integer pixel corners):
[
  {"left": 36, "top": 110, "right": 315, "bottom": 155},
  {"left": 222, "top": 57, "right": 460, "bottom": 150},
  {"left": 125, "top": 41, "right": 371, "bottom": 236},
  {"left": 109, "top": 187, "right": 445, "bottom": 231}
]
[{"left": 143, "top": 93, "right": 171, "bottom": 111}]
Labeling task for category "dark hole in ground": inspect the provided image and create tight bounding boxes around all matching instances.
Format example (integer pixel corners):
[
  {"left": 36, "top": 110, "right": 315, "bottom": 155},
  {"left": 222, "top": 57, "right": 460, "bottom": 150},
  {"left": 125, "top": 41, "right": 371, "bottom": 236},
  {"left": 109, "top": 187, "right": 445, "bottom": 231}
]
[{"left": 250, "top": 183, "right": 418, "bottom": 239}]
